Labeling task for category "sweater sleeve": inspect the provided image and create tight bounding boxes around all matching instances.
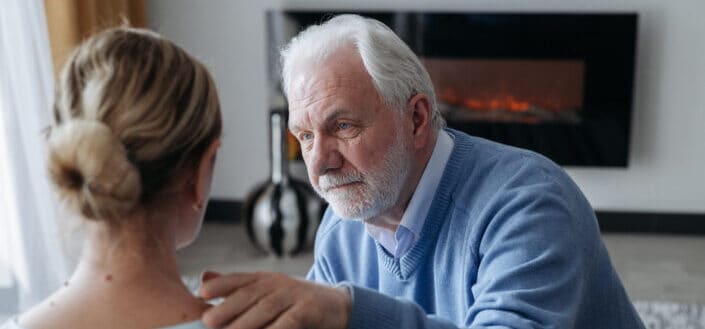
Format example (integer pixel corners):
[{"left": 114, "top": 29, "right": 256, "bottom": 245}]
[
  {"left": 306, "top": 208, "right": 340, "bottom": 283},
  {"left": 345, "top": 284, "right": 460, "bottom": 329},
  {"left": 463, "top": 164, "right": 593, "bottom": 328}
]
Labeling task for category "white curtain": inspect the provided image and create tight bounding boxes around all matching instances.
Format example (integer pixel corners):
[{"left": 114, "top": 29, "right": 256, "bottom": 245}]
[{"left": 0, "top": 0, "right": 70, "bottom": 311}]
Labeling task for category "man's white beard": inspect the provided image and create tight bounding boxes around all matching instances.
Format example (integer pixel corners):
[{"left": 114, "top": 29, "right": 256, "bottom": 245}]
[{"left": 312, "top": 132, "right": 411, "bottom": 221}]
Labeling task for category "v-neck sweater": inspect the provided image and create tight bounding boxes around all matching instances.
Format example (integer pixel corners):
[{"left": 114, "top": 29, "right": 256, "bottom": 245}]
[{"left": 307, "top": 128, "right": 644, "bottom": 329}]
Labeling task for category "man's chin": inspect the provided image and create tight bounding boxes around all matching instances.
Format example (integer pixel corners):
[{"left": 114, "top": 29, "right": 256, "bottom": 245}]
[
  {"left": 329, "top": 202, "right": 380, "bottom": 222},
  {"left": 329, "top": 204, "right": 364, "bottom": 221}
]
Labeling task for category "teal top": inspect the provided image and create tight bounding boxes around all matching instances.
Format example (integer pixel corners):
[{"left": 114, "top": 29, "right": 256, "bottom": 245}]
[
  {"left": 0, "top": 318, "right": 21, "bottom": 329},
  {"left": 158, "top": 320, "right": 210, "bottom": 329}
]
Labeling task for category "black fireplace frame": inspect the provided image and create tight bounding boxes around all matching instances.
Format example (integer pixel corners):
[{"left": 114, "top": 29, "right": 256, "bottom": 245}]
[{"left": 268, "top": 11, "right": 638, "bottom": 167}]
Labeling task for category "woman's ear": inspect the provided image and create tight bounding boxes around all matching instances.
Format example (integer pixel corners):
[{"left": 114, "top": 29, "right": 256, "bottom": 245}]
[{"left": 193, "top": 139, "right": 221, "bottom": 209}]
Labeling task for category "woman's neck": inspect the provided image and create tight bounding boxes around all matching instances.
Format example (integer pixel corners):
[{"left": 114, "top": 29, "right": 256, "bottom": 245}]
[
  {"left": 74, "top": 219, "right": 181, "bottom": 284},
  {"left": 20, "top": 215, "right": 209, "bottom": 329}
]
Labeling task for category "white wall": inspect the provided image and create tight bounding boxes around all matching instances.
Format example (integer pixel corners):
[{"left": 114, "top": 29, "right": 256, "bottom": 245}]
[{"left": 148, "top": 0, "right": 705, "bottom": 213}]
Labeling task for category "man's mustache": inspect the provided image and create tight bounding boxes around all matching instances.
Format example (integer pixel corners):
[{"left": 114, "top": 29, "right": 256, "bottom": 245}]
[{"left": 317, "top": 172, "right": 365, "bottom": 192}]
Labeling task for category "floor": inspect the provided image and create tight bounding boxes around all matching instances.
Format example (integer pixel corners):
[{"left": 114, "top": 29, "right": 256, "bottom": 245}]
[
  {"left": 177, "top": 222, "right": 705, "bottom": 304},
  {"left": 602, "top": 233, "right": 705, "bottom": 304},
  {"left": 176, "top": 222, "right": 314, "bottom": 284}
]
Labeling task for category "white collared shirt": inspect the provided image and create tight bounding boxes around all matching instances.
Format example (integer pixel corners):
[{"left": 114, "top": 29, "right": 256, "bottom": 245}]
[{"left": 366, "top": 130, "right": 455, "bottom": 258}]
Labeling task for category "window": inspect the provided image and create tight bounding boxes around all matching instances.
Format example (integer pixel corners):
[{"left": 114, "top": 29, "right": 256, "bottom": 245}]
[
  {"left": 0, "top": 94, "right": 18, "bottom": 314},
  {"left": 0, "top": 94, "right": 10, "bottom": 287}
]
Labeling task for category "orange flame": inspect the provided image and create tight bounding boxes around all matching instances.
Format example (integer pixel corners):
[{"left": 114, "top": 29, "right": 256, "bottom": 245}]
[{"left": 440, "top": 92, "right": 532, "bottom": 113}]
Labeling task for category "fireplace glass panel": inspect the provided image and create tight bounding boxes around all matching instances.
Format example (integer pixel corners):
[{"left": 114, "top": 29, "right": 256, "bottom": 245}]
[
  {"left": 268, "top": 11, "right": 638, "bottom": 167},
  {"left": 424, "top": 58, "right": 585, "bottom": 124}
]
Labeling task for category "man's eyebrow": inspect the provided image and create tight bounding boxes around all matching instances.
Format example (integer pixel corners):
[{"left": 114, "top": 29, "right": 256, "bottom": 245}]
[
  {"left": 289, "top": 108, "right": 356, "bottom": 132},
  {"left": 322, "top": 108, "right": 355, "bottom": 124}
]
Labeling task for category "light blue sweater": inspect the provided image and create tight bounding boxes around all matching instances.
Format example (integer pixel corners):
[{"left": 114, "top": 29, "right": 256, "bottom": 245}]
[{"left": 307, "top": 129, "right": 645, "bottom": 329}]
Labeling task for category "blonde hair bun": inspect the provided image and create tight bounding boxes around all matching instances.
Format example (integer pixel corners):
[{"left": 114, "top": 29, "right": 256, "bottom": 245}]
[
  {"left": 48, "top": 119, "right": 141, "bottom": 221},
  {"left": 51, "top": 27, "right": 222, "bottom": 222}
]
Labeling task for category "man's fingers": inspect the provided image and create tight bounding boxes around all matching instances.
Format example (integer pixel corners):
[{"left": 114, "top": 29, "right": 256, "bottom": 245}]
[
  {"left": 202, "top": 285, "right": 262, "bottom": 328},
  {"left": 225, "top": 290, "right": 293, "bottom": 329},
  {"left": 264, "top": 302, "right": 309, "bottom": 329},
  {"left": 200, "top": 270, "right": 222, "bottom": 284},
  {"left": 198, "top": 272, "right": 258, "bottom": 299},
  {"left": 199, "top": 272, "right": 345, "bottom": 329}
]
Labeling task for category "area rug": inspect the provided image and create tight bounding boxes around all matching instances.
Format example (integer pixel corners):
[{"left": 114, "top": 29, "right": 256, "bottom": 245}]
[{"left": 634, "top": 300, "right": 705, "bottom": 329}]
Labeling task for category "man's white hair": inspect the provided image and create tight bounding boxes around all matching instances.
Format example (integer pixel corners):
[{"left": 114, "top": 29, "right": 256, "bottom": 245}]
[{"left": 280, "top": 14, "right": 446, "bottom": 130}]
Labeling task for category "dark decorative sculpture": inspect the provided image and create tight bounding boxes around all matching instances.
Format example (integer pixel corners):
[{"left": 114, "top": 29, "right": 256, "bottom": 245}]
[{"left": 243, "top": 110, "right": 326, "bottom": 257}]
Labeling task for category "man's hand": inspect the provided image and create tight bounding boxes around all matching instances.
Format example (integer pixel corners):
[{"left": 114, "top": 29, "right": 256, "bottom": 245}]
[{"left": 198, "top": 271, "right": 351, "bottom": 329}]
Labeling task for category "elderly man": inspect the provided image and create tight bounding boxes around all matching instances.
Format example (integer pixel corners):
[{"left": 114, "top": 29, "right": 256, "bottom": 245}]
[{"left": 199, "top": 14, "right": 645, "bottom": 329}]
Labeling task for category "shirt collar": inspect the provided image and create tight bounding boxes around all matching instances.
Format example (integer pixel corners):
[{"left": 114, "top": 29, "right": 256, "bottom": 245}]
[{"left": 366, "top": 130, "right": 455, "bottom": 257}]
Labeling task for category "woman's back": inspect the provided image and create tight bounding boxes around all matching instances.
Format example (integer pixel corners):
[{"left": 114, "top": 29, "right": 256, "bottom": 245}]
[
  {"left": 6, "top": 27, "right": 222, "bottom": 329},
  {"left": 13, "top": 265, "right": 209, "bottom": 329}
]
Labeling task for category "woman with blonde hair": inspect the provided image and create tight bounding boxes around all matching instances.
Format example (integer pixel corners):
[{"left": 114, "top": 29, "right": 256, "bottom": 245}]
[{"left": 1, "top": 27, "right": 222, "bottom": 329}]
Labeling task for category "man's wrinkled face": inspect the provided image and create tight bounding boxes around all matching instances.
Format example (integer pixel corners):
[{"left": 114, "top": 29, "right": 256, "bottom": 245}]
[{"left": 287, "top": 48, "right": 412, "bottom": 220}]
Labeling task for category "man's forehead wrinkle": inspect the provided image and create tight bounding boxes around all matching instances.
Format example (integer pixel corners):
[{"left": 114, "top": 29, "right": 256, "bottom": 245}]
[
  {"left": 289, "top": 79, "right": 363, "bottom": 108},
  {"left": 289, "top": 94, "right": 359, "bottom": 131},
  {"left": 290, "top": 85, "right": 356, "bottom": 110}
]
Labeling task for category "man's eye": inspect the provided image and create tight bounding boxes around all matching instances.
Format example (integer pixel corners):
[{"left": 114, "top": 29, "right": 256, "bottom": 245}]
[
  {"left": 299, "top": 132, "right": 313, "bottom": 141},
  {"left": 337, "top": 122, "right": 351, "bottom": 130}
]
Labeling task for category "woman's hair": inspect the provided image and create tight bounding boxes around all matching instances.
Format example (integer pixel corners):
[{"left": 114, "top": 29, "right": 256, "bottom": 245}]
[
  {"left": 48, "top": 27, "right": 222, "bottom": 223},
  {"left": 280, "top": 14, "right": 445, "bottom": 130}
]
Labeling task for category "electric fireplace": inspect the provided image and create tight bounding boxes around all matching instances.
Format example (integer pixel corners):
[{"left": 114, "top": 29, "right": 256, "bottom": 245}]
[{"left": 267, "top": 11, "right": 638, "bottom": 167}]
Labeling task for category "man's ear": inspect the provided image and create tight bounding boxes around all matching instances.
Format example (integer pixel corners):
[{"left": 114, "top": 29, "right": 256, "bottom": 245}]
[
  {"left": 194, "top": 138, "right": 221, "bottom": 207},
  {"left": 407, "top": 93, "right": 433, "bottom": 149}
]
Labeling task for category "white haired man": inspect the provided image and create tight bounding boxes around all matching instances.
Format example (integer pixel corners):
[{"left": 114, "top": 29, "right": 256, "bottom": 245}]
[{"left": 199, "top": 14, "right": 645, "bottom": 329}]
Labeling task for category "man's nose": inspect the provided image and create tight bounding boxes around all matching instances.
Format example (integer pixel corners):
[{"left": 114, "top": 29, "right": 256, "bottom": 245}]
[{"left": 309, "top": 136, "right": 343, "bottom": 176}]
